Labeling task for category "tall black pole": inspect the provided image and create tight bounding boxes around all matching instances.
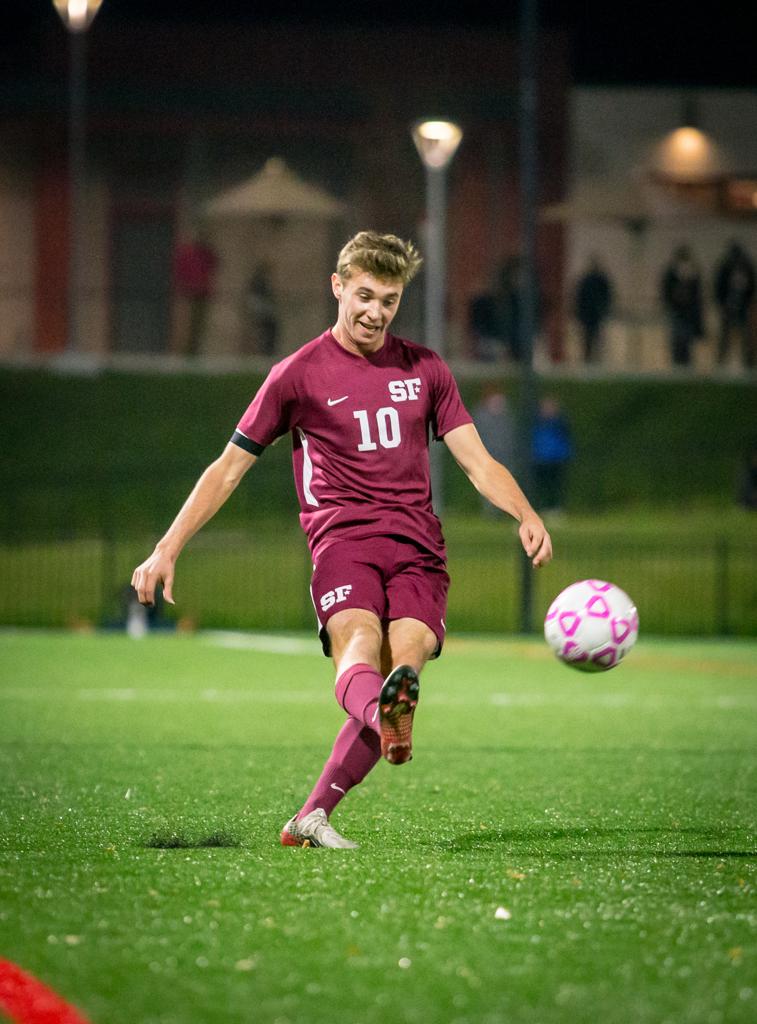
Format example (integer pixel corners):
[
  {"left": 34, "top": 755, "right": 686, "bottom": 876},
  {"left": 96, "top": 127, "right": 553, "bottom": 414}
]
[
  {"left": 67, "top": 27, "right": 87, "bottom": 353},
  {"left": 518, "top": 0, "right": 539, "bottom": 633},
  {"left": 425, "top": 162, "right": 447, "bottom": 514}
]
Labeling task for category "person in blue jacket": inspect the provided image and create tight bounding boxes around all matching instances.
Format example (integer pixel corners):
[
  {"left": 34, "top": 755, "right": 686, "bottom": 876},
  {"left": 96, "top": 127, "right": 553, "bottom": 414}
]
[{"left": 532, "top": 395, "right": 573, "bottom": 513}]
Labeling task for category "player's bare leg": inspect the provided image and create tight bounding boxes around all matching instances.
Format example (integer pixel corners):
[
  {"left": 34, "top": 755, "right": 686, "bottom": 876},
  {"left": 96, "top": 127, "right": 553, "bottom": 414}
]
[
  {"left": 329, "top": 607, "right": 384, "bottom": 675},
  {"left": 381, "top": 617, "right": 438, "bottom": 676}
]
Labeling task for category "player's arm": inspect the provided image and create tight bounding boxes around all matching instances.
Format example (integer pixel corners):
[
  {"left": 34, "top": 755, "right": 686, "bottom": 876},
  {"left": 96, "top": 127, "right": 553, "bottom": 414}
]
[
  {"left": 443, "top": 422, "right": 552, "bottom": 568},
  {"left": 131, "top": 442, "right": 257, "bottom": 606}
]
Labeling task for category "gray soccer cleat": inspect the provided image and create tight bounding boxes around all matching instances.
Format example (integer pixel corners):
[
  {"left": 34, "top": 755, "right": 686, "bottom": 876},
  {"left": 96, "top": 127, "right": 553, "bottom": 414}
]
[{"left": 280, "top": 808, "right": 359, "bottom": 849}]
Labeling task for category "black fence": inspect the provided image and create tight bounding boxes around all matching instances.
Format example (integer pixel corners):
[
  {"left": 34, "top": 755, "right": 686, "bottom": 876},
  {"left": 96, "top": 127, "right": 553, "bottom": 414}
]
[{"left": 2, "top": 524, "right": 754, "bottom": 638}]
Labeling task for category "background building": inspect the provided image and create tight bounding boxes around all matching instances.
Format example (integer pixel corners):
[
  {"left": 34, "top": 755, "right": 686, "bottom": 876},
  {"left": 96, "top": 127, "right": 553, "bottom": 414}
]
[
  {"left": 556, "top": 86, "right": 757, "bottom": 372},
  {"left": 0, "top": 18, "right": 569, "bottom": 364}
]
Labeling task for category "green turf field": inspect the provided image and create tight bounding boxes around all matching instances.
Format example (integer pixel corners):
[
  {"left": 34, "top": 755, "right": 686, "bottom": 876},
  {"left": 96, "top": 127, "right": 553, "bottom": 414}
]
[{"left": 1, "top": 631, "right": 756, "bottom": 1024}]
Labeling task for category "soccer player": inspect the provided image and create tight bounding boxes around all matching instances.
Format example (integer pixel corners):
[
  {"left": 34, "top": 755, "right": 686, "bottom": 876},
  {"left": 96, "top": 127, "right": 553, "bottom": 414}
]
[{"left": 132, "top": 231, "right": 552, "bottom": 849}]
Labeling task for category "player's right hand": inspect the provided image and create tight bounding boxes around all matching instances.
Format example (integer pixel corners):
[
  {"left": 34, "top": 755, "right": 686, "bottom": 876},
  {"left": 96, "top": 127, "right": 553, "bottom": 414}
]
[
  {"left": 131, "top": 550, "right": 176, "bottom": 607},
  {"left": 518, "top": 515, "right": 553, "bottom": 568}
]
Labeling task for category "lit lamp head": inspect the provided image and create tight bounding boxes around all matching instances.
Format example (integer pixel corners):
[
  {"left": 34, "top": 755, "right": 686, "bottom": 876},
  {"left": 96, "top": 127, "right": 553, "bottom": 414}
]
[
  {"left": 52, "top": 0, "right": 104, "bottom": 32},
  {"left": 653, "top": 125, "right": 726, "bottom": 184},
  {"left": 412, "top": 120, "right": 463, "bottom": 170}
]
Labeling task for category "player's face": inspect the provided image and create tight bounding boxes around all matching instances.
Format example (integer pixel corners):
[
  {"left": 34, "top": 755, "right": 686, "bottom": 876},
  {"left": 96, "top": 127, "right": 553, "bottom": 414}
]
[{"left": 331, "top": 271, "right": 404, "bottom": 354}]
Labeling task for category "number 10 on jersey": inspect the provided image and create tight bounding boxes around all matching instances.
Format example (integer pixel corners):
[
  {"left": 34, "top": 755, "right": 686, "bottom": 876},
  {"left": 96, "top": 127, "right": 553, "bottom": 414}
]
[{"left": 353, "top": 408, "right": 401, "bottom": 451}]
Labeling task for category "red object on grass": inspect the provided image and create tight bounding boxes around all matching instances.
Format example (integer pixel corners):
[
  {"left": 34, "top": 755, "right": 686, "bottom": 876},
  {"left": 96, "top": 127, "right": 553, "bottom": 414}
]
[{"left": 0, "top": 960, "right": 92, "bottom": 1024}]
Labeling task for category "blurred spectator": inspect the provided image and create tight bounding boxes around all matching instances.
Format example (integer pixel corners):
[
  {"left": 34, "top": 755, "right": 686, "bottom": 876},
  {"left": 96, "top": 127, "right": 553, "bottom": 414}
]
[
  {"left": 468, "top": 288, "right": 502, "bottom": 361},
  {"left": 172, "top": 229, "right": 218, "bottom": 357},
  {"left": 738, "top": 445, "right": 757, "bottom": 510},
  {"left": 660, "top": 245, "right": 703, "bottom": 367},
  {"left": 714, "top": 242, "right": 755, "bottom": 369},
  {"left": 500, "top": 256, "right": 542, "bottom": 362},
  {"left": 472, "top": 385, "right": 515, "bottom": 514},
  {"left": 243, "top": 264, "right": 278, "bottom": 356},
  {"left": 532, "top": 396, "right": 573, "bottom": 513},
  {"left": 574, "top": 256, "right": 613, "bottom": 363},
  {"left": 468, "top": 257, "right": 541, "bottom": 362}
]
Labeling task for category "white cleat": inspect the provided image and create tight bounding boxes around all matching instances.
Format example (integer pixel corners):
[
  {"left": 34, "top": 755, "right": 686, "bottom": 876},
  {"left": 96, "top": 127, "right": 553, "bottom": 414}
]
[{"left": 280, "top": 808, "right": 359, "bottom": 849}]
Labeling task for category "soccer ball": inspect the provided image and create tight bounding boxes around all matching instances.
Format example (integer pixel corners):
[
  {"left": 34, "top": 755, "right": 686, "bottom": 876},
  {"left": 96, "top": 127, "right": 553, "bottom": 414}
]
[{"left": 544, "top": 579, "right": 639, "bottom": 672}]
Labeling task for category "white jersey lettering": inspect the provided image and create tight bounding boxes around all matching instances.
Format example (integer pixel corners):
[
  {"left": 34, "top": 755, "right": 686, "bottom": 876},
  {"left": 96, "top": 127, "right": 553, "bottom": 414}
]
[
  {"left": 320, "top": 584, "right": 353, "bottom": 612},
  {"left": 388, "top": 378, "right": 422, "bottom": 402},
  {"left": 354, "top": 407, "right": 401, "bottom": 451}
]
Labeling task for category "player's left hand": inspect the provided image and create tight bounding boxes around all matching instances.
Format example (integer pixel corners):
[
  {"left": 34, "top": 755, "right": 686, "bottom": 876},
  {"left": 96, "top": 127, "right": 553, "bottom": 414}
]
[{"left": 519, "top": 516, "right": 552, "bottom": 568}]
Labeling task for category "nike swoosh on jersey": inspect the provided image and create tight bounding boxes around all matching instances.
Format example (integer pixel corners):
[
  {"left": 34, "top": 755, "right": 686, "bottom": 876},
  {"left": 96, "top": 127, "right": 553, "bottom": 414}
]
[{"left": 327, "top": 396, "right": 349, "bottom": 406}]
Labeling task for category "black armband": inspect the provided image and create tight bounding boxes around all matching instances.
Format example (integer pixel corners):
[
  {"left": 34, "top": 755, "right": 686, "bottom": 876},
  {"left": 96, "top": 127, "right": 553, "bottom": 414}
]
[{"left": 230, "top": 430, "right": 265, "bottom": 456}]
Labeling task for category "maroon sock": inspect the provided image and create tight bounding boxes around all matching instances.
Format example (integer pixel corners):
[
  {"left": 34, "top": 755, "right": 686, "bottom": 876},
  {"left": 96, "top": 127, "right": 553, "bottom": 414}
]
[
  {"left": 297, "top": 717, "right": 381, "bottom": 819},
  {"left": 335, "top": 663, "right": 384, "bottom": 736}
]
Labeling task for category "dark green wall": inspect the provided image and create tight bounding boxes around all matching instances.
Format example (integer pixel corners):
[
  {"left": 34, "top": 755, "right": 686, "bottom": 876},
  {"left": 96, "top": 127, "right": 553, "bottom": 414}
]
[{"left": 2, "top": 368, "right": 754, "bottom": 540}]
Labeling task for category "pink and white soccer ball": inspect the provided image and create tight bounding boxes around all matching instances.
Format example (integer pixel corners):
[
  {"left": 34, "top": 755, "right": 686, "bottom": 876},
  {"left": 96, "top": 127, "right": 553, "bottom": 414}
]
[{"left": 544, "top": 579, "right": 639, "bottom": 672}]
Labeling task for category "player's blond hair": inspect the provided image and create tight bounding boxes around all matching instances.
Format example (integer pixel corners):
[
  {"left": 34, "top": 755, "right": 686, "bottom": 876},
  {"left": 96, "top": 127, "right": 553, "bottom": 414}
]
[{"left": 336, "top": 231, "right": 423, "bottom": 285}]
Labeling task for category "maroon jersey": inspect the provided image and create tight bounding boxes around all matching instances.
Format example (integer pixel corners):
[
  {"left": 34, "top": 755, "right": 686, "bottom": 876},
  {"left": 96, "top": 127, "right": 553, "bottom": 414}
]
[{"left": 232, "top": 330, "right": 472, "bottom": 560}]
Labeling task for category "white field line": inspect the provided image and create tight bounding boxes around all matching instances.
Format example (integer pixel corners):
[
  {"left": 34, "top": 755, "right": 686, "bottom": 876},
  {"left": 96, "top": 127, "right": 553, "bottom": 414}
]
[
  {"left": 202, "top": 631, "right": 320, "bottom": 655},
  {"left": 1, "top": 687, "right": 755, "bottom": 711}
]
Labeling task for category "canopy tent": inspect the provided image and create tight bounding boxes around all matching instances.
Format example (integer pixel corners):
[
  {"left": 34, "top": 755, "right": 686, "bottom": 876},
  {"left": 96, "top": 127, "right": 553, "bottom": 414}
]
[{"left": 204, "top": 157, "right": 343, "bottom": 220}]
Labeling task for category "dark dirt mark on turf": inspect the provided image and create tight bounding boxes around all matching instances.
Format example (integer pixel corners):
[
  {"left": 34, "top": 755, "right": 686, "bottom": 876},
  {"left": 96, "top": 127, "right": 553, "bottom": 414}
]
[{"left": 142, "top": 831, "right": 240, "bottom": 849}]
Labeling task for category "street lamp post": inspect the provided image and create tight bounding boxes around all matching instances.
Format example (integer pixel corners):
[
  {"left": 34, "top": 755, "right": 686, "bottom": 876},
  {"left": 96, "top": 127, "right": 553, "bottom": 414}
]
[
  {"left": 52, "top": 1, "right": 104, "bottom": 354},
  {"left": 412, "top": 119, "right": 462, "bottom": 513},
  {"left": 518, "top": 0, "right": 539, "bottom": 634}
]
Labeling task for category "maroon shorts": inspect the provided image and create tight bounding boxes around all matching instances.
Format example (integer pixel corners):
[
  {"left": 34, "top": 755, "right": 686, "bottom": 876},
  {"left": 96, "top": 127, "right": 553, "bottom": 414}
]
[{"left": 310, "top": 535, "right": 450, "bottom": 659}]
